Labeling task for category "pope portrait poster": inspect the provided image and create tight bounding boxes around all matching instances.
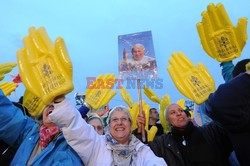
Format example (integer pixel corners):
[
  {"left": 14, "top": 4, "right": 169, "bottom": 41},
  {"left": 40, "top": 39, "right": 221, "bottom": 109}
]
[{"left": 118, "top": 31, "right": 158, "bottom": 79}]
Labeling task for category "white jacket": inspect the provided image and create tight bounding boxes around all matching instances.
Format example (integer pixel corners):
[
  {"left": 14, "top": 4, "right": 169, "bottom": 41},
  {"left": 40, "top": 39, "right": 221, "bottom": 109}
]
[{"left": 49, "top": 99, "right": 167, "bottom": 166}]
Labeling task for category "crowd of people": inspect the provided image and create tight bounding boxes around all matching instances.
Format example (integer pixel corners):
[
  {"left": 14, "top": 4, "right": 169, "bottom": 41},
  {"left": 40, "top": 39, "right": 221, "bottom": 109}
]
[{"left": 1, "top": 2, "right": 250, "bottom": 166}]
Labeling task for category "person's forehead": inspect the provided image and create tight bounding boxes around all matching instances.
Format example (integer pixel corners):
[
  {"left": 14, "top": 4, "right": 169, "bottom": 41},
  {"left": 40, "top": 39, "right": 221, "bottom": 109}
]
[
  {"left": 151, "top": 109, "right": 158, "bottom": 113},
  {"left": 168, "top": 104, "right": 181, "bottom": 112},
  {"left": 111, "top": 110, "right": 128, "bottom": 117}
]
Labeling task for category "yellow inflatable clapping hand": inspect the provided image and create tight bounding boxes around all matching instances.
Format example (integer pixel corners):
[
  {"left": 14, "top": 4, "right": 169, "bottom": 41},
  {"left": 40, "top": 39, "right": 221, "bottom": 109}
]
[
  {"left": 143, "top": 85, "right": 161, "bottom": 104},
  {"left": 23, "top": 90, "right": 46, "bottom": 117},
  {"left": 85, "top": 74, "right": 117, "bottom": 110},
  {"left": 159, "top": 94, "right": 171, "bottom": 133},
  {"left": 176, "top": 99, "right": 186, "bottom": 110},
  {"left": 142, "top": 100, "right": 158, "bottom": 141},
  {"left": 197, "top": 3, "right": 248, "bottom": 62},
  {"left": 129, "top": 102, "right": 139, "bottom": 131},
  {"left": 0, "top": 63, "right": 17, "bottom": 81},
  {"left": 147, "top": 126, "right": 158, "bottom": 142},
  {"left": 17, "top": 27, "right": 73, "bottom": 105},
  {"left": 0, "top": 81, "right": 18, "bottom": 96},
  {"left": 120, "top": 86, "right": 133, "bottom": 108},
  {"left": 167, "top": 52, "right": 216, "bottom": 105}
]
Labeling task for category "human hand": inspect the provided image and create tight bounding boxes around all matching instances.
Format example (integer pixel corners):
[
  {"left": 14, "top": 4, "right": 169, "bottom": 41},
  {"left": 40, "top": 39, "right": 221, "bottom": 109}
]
[
  {"left": 197, "top": 3, "right": 248, "bottom": 62},
  {"left": 136, "top": 111, "right": 145, "bottom": 133},
  {"left": 17, "top": 27, "right": 73, "bottom": 105},
  {"left": 167, "top": 52, "right": 215, "bottom": 104},
  {"left": 85, "top": 73, "right": 116, "bottom": 110},
  {"left": 0, "top": 62, "right": 17, "bottom": 81},
  {"left": 120, "top": 86, "right": 133, "bottom": 108},
  {"left": 0, "top": 81, "right": 18, "bottom": 96},
  {"left": 159, "top": 94, "right": 171, "bottom": 133},
  {"left": 143, "top": 85, "right": 161, "bottom": 104},
  {"left": 128, "top": 100, "right": 149, "bottom": 132}
]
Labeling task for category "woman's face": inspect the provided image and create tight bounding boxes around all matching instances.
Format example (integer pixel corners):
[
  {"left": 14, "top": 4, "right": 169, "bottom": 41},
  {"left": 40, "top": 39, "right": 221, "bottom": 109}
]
[
  {"left": 109, "top": 110, "right": 131, "bottom": 145},
  {"left": 167, "top": 104, "right": 189, "bottom": 129},
  {"left": 88, "top": 118, "right": 104, "bottom": 135},
  {"left": 42, "top": 105, "right": 56, "bottom": 128}
]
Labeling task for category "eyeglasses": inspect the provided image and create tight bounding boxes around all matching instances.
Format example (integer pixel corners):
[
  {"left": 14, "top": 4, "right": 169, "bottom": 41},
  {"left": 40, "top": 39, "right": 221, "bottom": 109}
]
[{"left": 110, "top": 117, "right": 130, "bottom": 124}]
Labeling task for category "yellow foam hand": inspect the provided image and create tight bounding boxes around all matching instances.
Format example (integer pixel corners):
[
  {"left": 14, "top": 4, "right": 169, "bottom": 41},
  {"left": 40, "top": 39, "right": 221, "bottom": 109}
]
[
  {"left": 120, "top": 86, "right": 133, "bottom": 108},
  {"left": 0, "top": 63, "right": 17, "bottom": 81},
  {"left": 85, "top": 74, "right": 117, "bottom": 110},
  {"left": 0, "top": 81, "right": 18, "bottom": 96},
  {"left": 159, "top": 94, "right": 171, "bottom": 133},
  {"left": 143, "top": 100, "right": 151, "bottom": 131},
  {"left": 167, "top": 52, "right": 216, "bottom": 105},
  {"left": 23, "top": 90, "right": 46, "bottom": 117},
  {"left": 176, "top": 99, "right": 186, "bottom": 110},
  {"left": 17, "top": 27, "right": 73, "bottom": 105},
  {"left": 197, "top": 3, "right": 248, "bottom": 62},
  {"left": 138, "top": 100, "right": 157, "bottom": 141},
  {"left": 129, "top": 100, "right": 151, "bottom": 133},
  {"left": 147, "top": 126, "right": 158, "bottom": 142},
  {"left": 129, "top": 102, "right": 139, "bottom": 131},
  {"left": 143, "top": 85, "right": 161, "bottom": 104},
  {"left": 246, "top": 62, "right": 250, "bottom": 71},
  {"left": 189, "top": 111, "right": 194, "bottom": 120}
]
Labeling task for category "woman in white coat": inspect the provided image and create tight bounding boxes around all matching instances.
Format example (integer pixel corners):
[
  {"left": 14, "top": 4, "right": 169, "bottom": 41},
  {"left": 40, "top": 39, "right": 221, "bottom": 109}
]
[{"left": 49, "top": 100, "right": 167, "bottom": 166}]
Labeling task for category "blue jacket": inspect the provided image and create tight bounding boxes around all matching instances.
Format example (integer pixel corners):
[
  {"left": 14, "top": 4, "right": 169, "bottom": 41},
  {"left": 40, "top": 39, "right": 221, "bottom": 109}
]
[{"left": 0, "top": 90, "right": 83, "bottom": 165}]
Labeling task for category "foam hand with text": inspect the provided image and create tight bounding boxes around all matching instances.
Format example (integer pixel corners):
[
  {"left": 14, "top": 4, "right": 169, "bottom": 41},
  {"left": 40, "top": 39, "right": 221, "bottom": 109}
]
[
  {"left": 85, "top": 74, "right": 116, "bottom": 110},
  {"left": 167, "top": 52, "right": 215, "bottom": 104},
  {"left": 17, "top": 27, "right": 73, "bottom": 105},
  {"left": 23, "top": 90, "right": 46, "bottom": 117},
  {"left": 197, "top": 3, "right": 248, "bottom": 62}
]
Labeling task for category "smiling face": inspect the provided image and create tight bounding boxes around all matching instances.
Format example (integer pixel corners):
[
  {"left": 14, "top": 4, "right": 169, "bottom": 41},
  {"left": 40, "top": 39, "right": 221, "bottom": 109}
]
[
  {"left": 109, "top": 110, "right": 131, "bottom": 145},
  {"left": 42, "top": 105, "right": 57, "bottom": 128},
  {"left": 166, "top": 104, "right": 189, "bottom": 129}
]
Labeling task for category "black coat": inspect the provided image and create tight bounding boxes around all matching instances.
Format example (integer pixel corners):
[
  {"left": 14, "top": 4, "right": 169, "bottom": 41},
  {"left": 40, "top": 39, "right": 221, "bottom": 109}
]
[
  {"left": 149, "top": 122, "right": 232, "bottom": 166},
  {"left": 206, "top": 73, "right": 250, "bottom": 166}
]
